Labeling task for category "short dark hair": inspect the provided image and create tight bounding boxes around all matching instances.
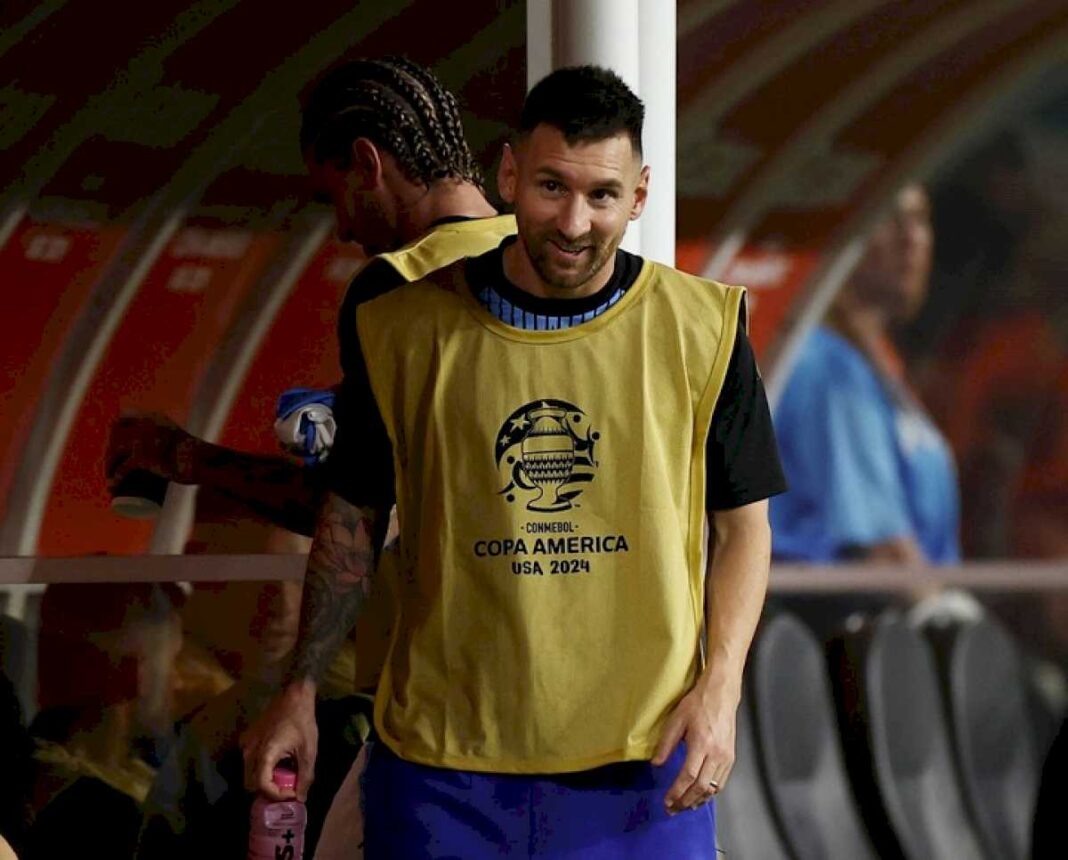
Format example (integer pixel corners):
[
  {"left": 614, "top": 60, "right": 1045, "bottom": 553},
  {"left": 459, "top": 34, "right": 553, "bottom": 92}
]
[
  {"left": 300, "top": 56, "right": 482, "bottom": 187},
  {"left": 520, "top": 65, "right": 644, "bottom": 156}
]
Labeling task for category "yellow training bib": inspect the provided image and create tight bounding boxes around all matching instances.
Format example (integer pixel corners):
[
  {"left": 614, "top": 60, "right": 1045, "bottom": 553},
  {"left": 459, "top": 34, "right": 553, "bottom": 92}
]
[{"left": 358, "top": 257, "right": 743, "bottom": 772}]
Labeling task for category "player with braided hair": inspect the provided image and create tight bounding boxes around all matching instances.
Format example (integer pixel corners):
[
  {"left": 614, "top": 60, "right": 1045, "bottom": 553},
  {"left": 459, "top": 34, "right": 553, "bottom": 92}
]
[
  {"left": 108, "top": 58, "right": 513, "bottom": 858},
  {"left": 109, "top": 55, "right": 505, "bottom": 545}
]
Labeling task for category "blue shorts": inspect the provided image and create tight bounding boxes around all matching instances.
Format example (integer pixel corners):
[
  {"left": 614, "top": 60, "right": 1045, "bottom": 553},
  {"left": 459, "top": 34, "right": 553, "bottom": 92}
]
[{"left": 362, "top": 742, "right": 716, "bottom": 859}]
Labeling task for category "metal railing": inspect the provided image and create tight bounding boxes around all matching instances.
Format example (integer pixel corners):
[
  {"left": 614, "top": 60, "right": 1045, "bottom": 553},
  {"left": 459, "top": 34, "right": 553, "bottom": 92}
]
[{"left": 2, "top": 554, "right": 1066, "bottom": 590}]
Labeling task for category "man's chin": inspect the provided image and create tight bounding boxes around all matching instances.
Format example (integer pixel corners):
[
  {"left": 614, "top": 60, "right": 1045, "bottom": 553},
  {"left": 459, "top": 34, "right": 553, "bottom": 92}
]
[
  {"left": 538, "top": 268, "right": 594, "bottom": 293},
  {"left": 532, "top": 256, "right": 596, "bottom": 292}
]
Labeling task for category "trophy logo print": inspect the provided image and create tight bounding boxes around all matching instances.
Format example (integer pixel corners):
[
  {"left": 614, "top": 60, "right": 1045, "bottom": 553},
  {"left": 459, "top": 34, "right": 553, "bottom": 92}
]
[{"left": 496, "top": 399, "right": 599, "bottom": 512}]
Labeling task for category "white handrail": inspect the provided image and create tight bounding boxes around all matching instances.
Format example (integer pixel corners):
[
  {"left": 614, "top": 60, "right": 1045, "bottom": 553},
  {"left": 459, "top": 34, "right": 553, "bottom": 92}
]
[{"left": 1, "top": 555, "right": 1066, "bottom": 592}]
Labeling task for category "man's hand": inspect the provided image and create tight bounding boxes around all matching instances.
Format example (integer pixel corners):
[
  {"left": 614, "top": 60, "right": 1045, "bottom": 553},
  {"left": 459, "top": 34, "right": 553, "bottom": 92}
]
[
  {"left": 240, "top": 680, "right": 318, "bottom": 801},
  {"left": 106, "top": 412, "right": 196, "bottom": 489},
  {"left": 654, "top": 499, "right": 771, "bottom": 815},
  {"left": 652, "top": 673, "right": 737, "bottom": 815}
]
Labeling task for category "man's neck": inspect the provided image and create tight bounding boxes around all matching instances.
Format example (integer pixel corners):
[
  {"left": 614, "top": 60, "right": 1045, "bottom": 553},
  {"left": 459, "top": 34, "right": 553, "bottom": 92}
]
[
  {"left": 396, "top": 180, "right": 497, "bottom": 242},
  {"left": 827, "top": 294, "right": 902, "bottom": 380}
]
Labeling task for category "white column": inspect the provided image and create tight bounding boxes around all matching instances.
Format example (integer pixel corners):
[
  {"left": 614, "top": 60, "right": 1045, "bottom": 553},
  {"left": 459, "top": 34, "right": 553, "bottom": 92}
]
[
  {"left": 525, "top": 0, "right": 676, "bottom": 262},
  {"left": 549, "top": 0, "right": 641, "bottom": 91},
  {"left": 526, "top": 0, "right": 554, "bottom": 91},
  {"left": 638, "top": 0, "right": 676, "bottom": 265}
]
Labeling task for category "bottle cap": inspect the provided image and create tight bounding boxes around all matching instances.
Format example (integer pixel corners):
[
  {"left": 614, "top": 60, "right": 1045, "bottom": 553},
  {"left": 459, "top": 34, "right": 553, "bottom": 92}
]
[
  {"left": 110, "top": 470, "right": 169, "bottom": 518},
  {"left": 272, "top": 765, "right": 298, "bottom": 791}
]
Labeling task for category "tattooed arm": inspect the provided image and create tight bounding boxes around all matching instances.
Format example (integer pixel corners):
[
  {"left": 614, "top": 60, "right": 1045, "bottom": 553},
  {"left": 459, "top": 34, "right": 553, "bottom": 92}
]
[
  {"left": 285, "top": 492, "right": 387, "bottom": 684},
  {"left": 241, "top": 491, "right": 387, "bottom": 800},
  {"left": 239, "top": 295, "right": 396, "bottom": 798},
  {"left": 107, "top": 412, "right": 322, "bottom": 535}
]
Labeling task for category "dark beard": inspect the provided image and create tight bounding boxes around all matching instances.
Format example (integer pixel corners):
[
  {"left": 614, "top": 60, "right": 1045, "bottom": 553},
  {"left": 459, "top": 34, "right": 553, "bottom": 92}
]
[{"left": 529, "top": 236, "right": 616, "bottom": 292}]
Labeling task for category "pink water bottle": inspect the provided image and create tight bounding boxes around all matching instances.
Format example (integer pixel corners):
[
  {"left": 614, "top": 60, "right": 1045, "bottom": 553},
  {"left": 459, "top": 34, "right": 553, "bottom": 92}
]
[{"left": 249, "top": 765, "right": 307, "bottom": 860}]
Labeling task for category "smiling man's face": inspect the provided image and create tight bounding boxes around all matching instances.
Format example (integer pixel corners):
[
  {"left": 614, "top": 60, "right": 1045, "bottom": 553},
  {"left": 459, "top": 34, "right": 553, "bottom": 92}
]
[{"left": 499, "top": 124, "right": 648, "bottom": 298}]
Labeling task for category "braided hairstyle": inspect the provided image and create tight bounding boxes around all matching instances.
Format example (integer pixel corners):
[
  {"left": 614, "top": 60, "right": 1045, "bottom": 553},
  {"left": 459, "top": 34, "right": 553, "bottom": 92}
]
[{"left": 301, "top": 57, "right": 483, "bottom": 188}]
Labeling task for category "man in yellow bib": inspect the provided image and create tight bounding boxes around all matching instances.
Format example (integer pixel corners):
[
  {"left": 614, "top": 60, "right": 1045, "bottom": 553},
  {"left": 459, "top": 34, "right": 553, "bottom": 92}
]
[{"left": 248, "top": 65, "right": 784, "bottom": 858}]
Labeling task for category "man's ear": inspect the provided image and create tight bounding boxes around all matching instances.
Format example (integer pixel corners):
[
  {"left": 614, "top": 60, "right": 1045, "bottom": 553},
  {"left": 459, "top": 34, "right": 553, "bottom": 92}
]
[
  {"left": 629, "top": 164, "right": 650, "bottom": 221},
  {"left": 497, "top": 142, "right": 518, "bottom": 204},
  {"left": 350, "top": 138, "right": 383, "bottom": 191}
]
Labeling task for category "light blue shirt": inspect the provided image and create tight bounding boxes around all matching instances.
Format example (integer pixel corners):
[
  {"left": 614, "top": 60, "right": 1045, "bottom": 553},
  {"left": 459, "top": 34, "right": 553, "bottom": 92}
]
[{"left": 770, "top": 327, "right": 961, "bottom": 563}]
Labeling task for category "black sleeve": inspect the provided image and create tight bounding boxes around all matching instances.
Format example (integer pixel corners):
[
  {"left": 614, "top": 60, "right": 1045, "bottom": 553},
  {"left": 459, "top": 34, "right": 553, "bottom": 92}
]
[
  {"left": 325, "top": 262, "right": 402, "bottom": 510},
  {"left": 705, "top": 324, "right": 787, "bottom": 510},
  {"left": 337, "top": 258, "right": 406, "bottom": 374}
]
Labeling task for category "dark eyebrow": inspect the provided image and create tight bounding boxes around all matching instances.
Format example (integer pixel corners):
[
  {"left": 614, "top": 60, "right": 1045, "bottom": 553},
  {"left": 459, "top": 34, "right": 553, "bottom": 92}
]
[{"left": 534, "top": 166, "right": 624, "bottom": 192}]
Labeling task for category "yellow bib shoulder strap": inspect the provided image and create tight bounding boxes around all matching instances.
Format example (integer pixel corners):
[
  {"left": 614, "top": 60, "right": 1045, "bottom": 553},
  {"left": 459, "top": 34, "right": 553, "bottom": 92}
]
[{"left": 375, "top": 214, "right": 516, "bottom": 282}]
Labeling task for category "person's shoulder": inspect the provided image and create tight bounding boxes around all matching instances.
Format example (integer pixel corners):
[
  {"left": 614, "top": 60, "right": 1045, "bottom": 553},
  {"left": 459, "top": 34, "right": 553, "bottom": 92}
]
[
  {"left": 647, "top": 260, "right": 742, "bottom": 300},
  {"left": 359, "top": 257, "right": 470, "bottom": 320},
  {"left": 424, "top": 213, "right": 516, "bottom": 240},
  {"left": 414, "top": 256, "right": 472, "bottom": 297},
  {"left": 345, "top": 255, "right": 445, "bottom": 311},
  {"left": 404, "top": 213, "right": 516, "bottom": 247},
  {"left": 343, "top": 258, "right": 407, "bottom": 309},
  {"left": 788, "top": 327, "right": 879, "bottom": 394},
  {"left": 643, "top": 261, "right": 747, "bottom": 329}
]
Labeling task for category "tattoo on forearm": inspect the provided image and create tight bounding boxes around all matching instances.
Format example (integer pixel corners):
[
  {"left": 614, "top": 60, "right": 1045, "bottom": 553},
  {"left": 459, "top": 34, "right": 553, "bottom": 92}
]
[{"left": 285, "top": 495, "right": 383, "bottom": 684}]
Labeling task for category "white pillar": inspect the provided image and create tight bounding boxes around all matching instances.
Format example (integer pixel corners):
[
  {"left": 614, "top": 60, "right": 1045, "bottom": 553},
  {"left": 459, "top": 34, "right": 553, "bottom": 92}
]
[
  {"left": 550, "top": 0, "right": 641, "bottom": 92},
  {"left": 526, "top": 0, "right": 554, "bottom": 91},
  {"left": 638, "top": 0, "right": 676, "bottom": 265},
  {"left": 528, "top": 0, "right": 680, "bottom": 258}
]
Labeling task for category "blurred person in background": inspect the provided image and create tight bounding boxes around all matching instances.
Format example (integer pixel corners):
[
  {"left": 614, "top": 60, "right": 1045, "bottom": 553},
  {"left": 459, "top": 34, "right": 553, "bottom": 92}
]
[
  {"left": 20, "top": 582, "right": 183, "bottom": 859},
  {"left": 771, "top": 183, "right": 960, "bottom": 565},
  {"left": 904, "top": 135, "right": 1056, "bottom": 560},
  {"left": 900, "top": 134, "right": 1068, "bottom": 720}
]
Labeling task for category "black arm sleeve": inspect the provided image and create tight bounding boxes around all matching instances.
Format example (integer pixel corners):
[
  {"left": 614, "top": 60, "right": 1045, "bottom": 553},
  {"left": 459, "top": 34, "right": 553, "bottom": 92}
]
[
  {"left": 705, "top": 324, "right": 787, "bottom": 510},
  {"left": 325, "top": 262, "right": 402, "bottom": 509},
  {"left": 336, "top": 259, "right": 406, "bottom": 373}
]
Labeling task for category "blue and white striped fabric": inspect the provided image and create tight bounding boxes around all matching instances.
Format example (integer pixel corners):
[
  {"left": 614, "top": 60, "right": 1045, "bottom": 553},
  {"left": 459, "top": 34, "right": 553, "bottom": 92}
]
[{"left": 477, "top": 285, "right": 626, "bottom": 330}]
